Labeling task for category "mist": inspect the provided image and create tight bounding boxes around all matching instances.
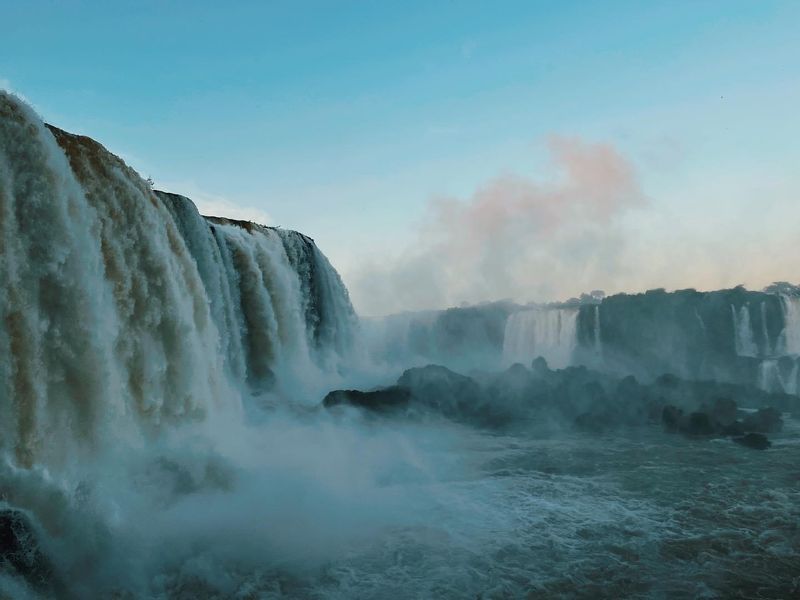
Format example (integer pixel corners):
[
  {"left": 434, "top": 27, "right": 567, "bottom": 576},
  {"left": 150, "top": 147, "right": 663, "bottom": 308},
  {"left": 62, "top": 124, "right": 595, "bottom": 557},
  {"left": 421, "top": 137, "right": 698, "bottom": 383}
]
[{"left": 347, "top": 135, "right": 800, "bottom": 316}]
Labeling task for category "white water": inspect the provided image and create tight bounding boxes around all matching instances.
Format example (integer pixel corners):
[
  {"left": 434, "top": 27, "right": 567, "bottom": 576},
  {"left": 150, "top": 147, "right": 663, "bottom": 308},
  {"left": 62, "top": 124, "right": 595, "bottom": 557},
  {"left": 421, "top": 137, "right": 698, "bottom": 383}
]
[
  {"left": 778, "top": 294, "right": 800, "bottom": 356},
  {"left": 502, "top": 308, "right": 579, "bottom": 369},
  {"left": 0, "top": 93, "right": 359, "bottom": 470},
  {"left": 760, "top": 301, "right": 772, "bottom": 356},
  {"left": 593, "top": 304, "right": 602, "bottom": 358},
  {"left": 757, "top": 359, "right": 796, "bottom": 394},
  {"left": 752, "top": 295, "right": 800, "bottom": 392},
  {"left": 731, "top": 304, "right": 758, "bottom": 357}
]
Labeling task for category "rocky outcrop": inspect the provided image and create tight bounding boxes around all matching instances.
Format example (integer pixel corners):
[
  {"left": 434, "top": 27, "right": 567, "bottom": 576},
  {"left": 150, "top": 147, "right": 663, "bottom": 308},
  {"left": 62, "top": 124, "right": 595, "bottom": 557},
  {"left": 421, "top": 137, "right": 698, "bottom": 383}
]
[
  {"left": 660, "top": 401, "right": 783, "bottom": 448},
  {"left": 323, "top": 357, "right": 789, "bottom": 441},
  {"left": 322, "top": 387, "right": 411, "bottom": 412},
  {"left": 732, "top": 433, "right": 771, "bottom": 450},
  {"left": 0, "top": 509, "right": 53, "bottom": 590}
]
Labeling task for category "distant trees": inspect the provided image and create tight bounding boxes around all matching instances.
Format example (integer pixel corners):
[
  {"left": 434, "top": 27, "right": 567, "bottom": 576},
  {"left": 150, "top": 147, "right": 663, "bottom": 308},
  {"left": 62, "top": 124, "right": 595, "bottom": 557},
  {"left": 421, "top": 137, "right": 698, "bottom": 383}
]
[{"left": 763, "top": 281, "right": 800, "bottom": 296}]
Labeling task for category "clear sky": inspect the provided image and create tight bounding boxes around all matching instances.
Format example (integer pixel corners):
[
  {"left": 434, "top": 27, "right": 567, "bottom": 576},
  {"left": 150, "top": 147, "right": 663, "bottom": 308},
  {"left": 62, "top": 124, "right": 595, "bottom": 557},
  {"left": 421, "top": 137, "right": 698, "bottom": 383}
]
[{"left": 3, "top": 1, "right": 799, "bottom": 315}]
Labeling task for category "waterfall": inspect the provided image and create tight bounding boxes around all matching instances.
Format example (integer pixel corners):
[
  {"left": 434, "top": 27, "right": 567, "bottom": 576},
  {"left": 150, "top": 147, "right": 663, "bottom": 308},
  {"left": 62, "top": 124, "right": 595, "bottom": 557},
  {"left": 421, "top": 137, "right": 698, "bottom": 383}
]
[
  {"left": 503, "top": 307, "right": 578, "bottom": 369},
  {"left": 731, "top": 304, "right": 758, "bottom": 357},
  {"left": 593, "top": 304, "right": 602, "bottom": 357},
  {"left": 760, "top": 302, "right": 772, "bottom": 356},
  {"left": 778, "top": 294, "right": 800, "bottom": 356},
  {"left": 0, "top": 92, "right": 358, "bottom": 468},
  {"left": 757, "top": 359, "right": 799, "bottom": 394}
]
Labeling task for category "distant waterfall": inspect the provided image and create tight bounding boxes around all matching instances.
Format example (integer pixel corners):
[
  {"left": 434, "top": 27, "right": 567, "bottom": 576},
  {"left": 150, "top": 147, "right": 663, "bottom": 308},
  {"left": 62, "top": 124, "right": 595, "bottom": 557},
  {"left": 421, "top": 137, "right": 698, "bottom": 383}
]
[
  {"left": 758, "top": 359, "right": 799, "bottom": 395},
  {"left": 503, "top": 308, "right": 578, "bottom": 369},
  {"left": 593, "top": 305, "right": 603, "bottom": 358},
  {"left": 0, "top": 92, "right": 357, "bottom": 467},
  {"left": 731, "top": 304, "right": 758, "bottom": 357},
  {"left": 778, "top": 295, "right": 800, "bottom": 356},
  {"left": 760, "top": 302, "right": 772, "bottom": 356}
]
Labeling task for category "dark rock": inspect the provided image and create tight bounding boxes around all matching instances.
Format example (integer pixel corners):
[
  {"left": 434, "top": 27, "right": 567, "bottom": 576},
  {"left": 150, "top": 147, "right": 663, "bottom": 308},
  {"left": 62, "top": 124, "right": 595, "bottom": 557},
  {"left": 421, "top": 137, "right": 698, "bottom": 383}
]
[
  {"left": 742, "top": 407, "right": 783, "bottom": 433},
  {"left": 531, "top": 356, "right": 550, "bottom": 377},
  {"left": 574, "top": 409, "right": 622, "bottom": 433},
  {"left": 0, "top": 509, "right": 52, "bottom": 588},
  {"left": 397, "top": 364, "right": 484, "bottom": 419},
  {"left": 732, "top": 433, "right": 771, "bottom": 450},
  {"left": 708, "top": 397, "right": 737, "bottom": 427},
  {"left": 683, "top": 412, "right": 716, "bottom": 436},
  {"left": 662, "top": 406, "right": 716, "bottom": 436},
  {"left": 322, "top": 386, "right": 410, "bottom": 412},
  {"left": 655, "top": 374, "right": 681, "bottom": 389},
  {"left": 720, "top": 420, "right": 746, "bottom": 437},
  {"left": 662, "top": 405, "right": 684, "bottom": 432}
]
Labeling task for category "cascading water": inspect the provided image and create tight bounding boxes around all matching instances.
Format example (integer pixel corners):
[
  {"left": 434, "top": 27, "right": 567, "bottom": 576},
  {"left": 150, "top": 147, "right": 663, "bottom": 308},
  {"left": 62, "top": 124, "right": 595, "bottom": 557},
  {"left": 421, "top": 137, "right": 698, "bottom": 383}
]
[
  {"left": 760, "top": 301, "right": 772, "bottom": 356},
  {"left": 502, "top": 307, "right": 578, "bottom": 369},
  {"left": 731, "top": 304, "right": 758, "bottom": 357},
  {"left": 0, "top": 92, "right": 358, "bottom": 469},
  {"left": 751, "top": 295, "right": 800, "bottom": 393},
  {"left": 778, "top": 294, "right": 800, "bottom": 356},
  {"left": 593, "top": 304, "right": 603, "bottom": 358},
  {"left": 757, "top": 359, "right": 799, "bottom": 394}
]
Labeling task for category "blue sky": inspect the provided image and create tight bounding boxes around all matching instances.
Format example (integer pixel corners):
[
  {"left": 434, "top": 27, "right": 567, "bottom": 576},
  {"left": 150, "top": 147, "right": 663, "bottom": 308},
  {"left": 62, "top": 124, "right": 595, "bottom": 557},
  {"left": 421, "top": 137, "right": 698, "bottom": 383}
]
[{"left": 3, "top": 1, "right": 799, "bottom": 314}]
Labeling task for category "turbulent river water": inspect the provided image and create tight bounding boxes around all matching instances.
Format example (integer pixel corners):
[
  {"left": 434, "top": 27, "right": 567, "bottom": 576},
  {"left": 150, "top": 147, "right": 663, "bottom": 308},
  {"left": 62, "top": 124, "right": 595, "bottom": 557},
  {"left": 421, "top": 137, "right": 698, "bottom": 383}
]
[
  {"left": 4, "top": 410, "right": 798, "bottom": 599},
  {"left": 258, "top": 419, "right": 800, "bottom": 600}
]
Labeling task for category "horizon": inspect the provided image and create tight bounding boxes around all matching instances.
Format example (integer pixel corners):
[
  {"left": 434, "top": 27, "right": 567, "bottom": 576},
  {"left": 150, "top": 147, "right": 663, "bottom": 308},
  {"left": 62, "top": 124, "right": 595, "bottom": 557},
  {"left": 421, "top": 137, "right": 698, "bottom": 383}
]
[{"left": 3, "top": 0, "right": 799, "bottom": 315}]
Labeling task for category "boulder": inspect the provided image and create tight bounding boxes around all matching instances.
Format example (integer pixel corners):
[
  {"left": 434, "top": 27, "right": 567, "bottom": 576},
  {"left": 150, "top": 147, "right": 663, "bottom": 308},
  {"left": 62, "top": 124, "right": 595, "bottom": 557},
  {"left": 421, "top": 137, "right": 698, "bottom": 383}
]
[
  {"left": 707, "top": 397, "right": 737, "bottom": 427},
  {"left": 0, "top": 509, "right": 52, "bottom": 588},
  {"left": 741, "top": 407, "right": 783, "bottom": 433},
  {"left": 683, "top": 412, "right": 716, "bottom": 436},
  {"left": 661, "top": 406, "right": 716, "bottom": 436},
  {"left": 397, "top": 364, "right": 484, "bottom": 418},
  {"left": 732, "top": 433, "right": 771, "bottom": 450},
  {"left": 662, "top": 405, "right": 684, "bottom": 432},
  {"left": 531, "top": 356, "right": 550, "bottom": 377},
  {"left": 322, "top": 386, "right": 410, "bottom": 412}
]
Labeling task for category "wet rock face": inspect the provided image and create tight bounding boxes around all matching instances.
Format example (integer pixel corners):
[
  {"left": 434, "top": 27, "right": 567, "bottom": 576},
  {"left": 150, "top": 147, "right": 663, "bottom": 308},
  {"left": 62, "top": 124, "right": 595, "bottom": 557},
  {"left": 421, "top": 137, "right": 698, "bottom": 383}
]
[
  {"left": 575, "top": 286, "right": 791, "bottom": 388},
  {"left": 660, "top": 398, "right": 783, "bottom": 449},
  {"left": 732, "top": 433, "right": 771, "bottom": 450},
  {"left": 322, "top": 387, "right": 411, "bottom": 412},
  {"left": 662, "top": 406, "right": 719, "bottom": 436},
  {"left": 662, "top": 405, "right": 684, "bottom": 433},
  {"left": 685, "top": 412, "right": 717, "bottom": 436},
  {"left": 706, "top": 397, "right": 738, "bottom": 427},
  {"left": 0, "top": 509, "right": 52, "bottom": 589},
  {"left": 323, "top": 360, "right": 789, "bottom": 449}
]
